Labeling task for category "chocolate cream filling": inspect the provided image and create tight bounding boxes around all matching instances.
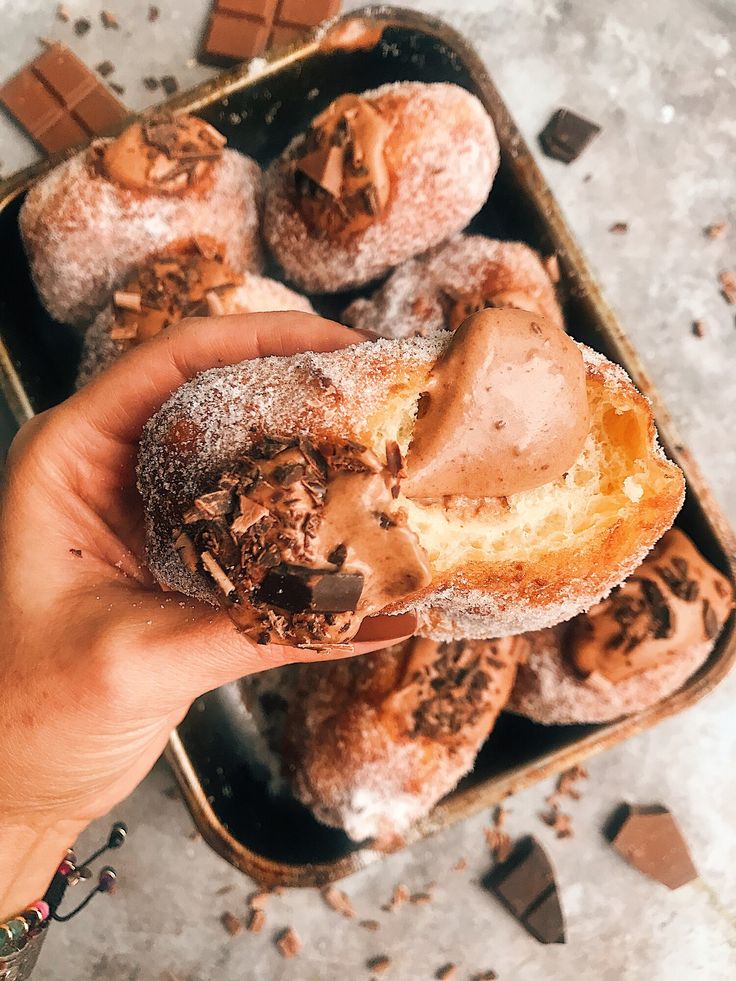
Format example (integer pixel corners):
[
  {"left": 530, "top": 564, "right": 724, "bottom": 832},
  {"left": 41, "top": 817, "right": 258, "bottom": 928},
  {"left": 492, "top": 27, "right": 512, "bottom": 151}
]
[
  {"left": 570, "top": 528, "right": 733, "bottom": 682},
  {"left": 95, "top": 113, "right": 226, "bottom": 193},
  {"left": 292, "top": 94, "right": 391, "bottom": 239}
]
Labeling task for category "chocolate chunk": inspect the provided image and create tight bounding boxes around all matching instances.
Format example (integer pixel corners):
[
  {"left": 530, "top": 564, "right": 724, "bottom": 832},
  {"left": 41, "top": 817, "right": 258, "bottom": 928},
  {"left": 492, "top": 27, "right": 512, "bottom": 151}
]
[
  {"left": 609, "top": 221, "right": 629, "bottom": 234},
  {"left": 160, "top": 75, "right": 179, "bottom": 96},
  {"left": 74, "top": 17, "right": 91, "bottom": 36},
  {"left": 200, "top": 0, "right": 341, "bottom": 66},
  {"left": 101, "top": 10, "right": 120, "bottom": 30},
  {"left": 607, "top": 803, "right": 697, "bottom": 890},
  {"left": 257, "top": 564, "right": 364, "bottom": 613},
  {"left": 275, "top": 926, "right": 301, "bottom": 958},
  {"left": 367, "top": 956, "right": 391, "bottom": 973},
  {"left": 220, "top": 910, "right": 242, "bottom": 935},
  {"left": 484, "top": 836, "right": 565, "bottom": 944},
  {"left": 0, "top": 43, "right": 127, "bottom": 155},
  {"left": 327, "top": 543, "right": 347, "bottom": 567},
  {"left": 539, "top": 108, "right": 601, "bottom": 164},
  {"left": 96, "top": 61, "right": 115, "bottom": 78}
]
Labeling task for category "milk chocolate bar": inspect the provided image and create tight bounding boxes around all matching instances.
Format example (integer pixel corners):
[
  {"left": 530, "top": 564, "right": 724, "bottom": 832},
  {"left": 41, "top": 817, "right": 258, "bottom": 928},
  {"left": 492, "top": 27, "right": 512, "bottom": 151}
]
[
  {"left": 539, "top": 108, "right": 600, "bottom": 164},
  {"left": 201, "top": 0, "right": 342, "bottom": 65},
  {"left": 0, "top": 43, "right": 128, "bottom": 155}
]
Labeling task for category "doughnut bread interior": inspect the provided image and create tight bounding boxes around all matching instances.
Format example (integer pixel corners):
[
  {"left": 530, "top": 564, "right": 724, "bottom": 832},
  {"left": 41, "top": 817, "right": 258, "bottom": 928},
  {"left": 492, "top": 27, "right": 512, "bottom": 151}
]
[{"left": 138, "top": 312, "right": 685, "bottom": 642}]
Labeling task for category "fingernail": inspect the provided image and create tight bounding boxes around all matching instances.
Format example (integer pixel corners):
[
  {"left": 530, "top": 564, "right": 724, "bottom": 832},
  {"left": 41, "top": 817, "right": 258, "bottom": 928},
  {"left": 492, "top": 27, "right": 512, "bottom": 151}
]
[
  {"left": 350, "top": 327, "right": 383, "bottom": 343},
  {"left": 352, "top": 612, "right": 417, "bottom": 643}
]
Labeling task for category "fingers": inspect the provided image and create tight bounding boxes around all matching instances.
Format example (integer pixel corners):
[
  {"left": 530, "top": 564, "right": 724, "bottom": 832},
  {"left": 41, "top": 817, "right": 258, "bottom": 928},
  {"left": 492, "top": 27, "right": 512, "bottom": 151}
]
[
  {"left": 111, "top": 587, "right": 416, "bottom": 709},
  {"left": 58, "top": 312, "right": 361, "bottom": 449}
]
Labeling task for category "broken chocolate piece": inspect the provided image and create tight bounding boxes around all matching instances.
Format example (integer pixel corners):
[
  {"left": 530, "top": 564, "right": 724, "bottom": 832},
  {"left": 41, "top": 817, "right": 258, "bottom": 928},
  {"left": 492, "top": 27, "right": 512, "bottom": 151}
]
[
  {"left": 201, "top": 0, "right": 341, "bottom": 66},
  {"left": 0, "top": 42, "right": 127, "bottom": 155},
  {"left": 275, "top": 926, "right": 301, "bottom": 958},
  {"left": 607, "top": 803, "right": 697, "bottom": 890},
  {"left": 484, "top": 836, "right": 565, "bottom": 944},
  {"left": 257, "top": 564, "right": 364, "bottom": 613},
  {"left": 539, "top": 108, "right": 601, "bottom": 164}
]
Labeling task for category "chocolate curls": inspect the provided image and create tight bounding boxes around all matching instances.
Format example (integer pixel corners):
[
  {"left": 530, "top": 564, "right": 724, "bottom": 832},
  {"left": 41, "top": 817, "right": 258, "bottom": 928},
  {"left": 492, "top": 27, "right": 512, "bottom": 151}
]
[{"left": 0, "top": 43, "right": 128, "bottom": 155}]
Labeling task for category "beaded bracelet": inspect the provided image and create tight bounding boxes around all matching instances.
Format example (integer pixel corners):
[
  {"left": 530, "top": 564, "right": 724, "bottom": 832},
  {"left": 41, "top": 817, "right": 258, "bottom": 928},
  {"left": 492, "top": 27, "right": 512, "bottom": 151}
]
[
  {"left": 0, "top": 901, "right": 49, "bottom": 958},
  {"left": 0, "top": 822, "right": 127, "bottom": 981}
]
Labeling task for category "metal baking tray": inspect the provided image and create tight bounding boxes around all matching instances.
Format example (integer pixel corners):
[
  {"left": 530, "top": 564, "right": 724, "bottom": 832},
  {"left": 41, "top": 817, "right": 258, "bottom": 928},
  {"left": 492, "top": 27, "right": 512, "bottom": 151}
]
[{"left": 1, "top": 6, "right": 734, "bottom": 888}]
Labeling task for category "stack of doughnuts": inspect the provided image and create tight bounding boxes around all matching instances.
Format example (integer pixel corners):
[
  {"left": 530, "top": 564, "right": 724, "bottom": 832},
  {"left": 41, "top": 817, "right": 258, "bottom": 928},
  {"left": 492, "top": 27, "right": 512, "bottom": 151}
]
[
  {"left": 20, "top": 80, "right": 729, "bottom": 848},
  {"left": 241, "top": 528, "right": 732, "bottom": 841}
]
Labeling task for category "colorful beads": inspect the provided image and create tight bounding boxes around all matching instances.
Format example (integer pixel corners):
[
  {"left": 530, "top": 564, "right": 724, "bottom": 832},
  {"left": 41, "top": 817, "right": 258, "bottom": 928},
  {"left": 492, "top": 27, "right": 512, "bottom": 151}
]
[{"left": 0, "top": 900, "right": 50, "bottom": 955}]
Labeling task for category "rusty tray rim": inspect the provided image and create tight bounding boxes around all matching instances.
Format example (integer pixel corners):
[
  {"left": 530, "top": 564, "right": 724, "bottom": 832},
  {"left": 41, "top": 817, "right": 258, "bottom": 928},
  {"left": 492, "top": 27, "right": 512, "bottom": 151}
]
[{"left": 2, "top": 4, "right": 735, "bottom": 889}]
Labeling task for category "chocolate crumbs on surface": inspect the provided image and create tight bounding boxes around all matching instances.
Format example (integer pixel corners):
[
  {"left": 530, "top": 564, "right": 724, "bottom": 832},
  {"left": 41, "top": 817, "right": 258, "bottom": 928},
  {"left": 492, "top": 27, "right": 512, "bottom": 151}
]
[
  {"left": 246, "top": 908, "right": 265, "bottom": 933},
  {"left": 452, "top": 857, "right": 468, "bottom": 872},
  {"left": 409, "top": 891, "right": 433, "bottom": 905},
  {"left": 718, "top": 270, "right": 736, "bottom": 305},
  {"left": 360, "top": 919, "right": 380, "bottom": 931},
  {"left": 382, "top": 883, "right": 410, "bottom": 912},
  {"left": 321, "top": 885, "right": 356, "bottom": 918},
  {"left": 436, "top": 965, "right": 457, "bottom": 980},
  {"left": 74, "top": 17, "right": 91, "bottom": 36},
  {"left": 609, "top": 222, "right": 629, "bottom": 235},
  {"left": 143, "top": 76, "right": 159, "bottom": 91},
  {"left": 547, "top": 764, "right": 588, "bottom": 806},
  {"left": 471, "top": 972, "right": 498, "bottom": 981},
  {"left": 485, "top": 805, "right": 512, "bottom": 862},
  {"left": 541, "top": 806, "right": 574, "bottom": 839},
  {"left": 160, "top": 75, "right": 179, "bottom": 96},
  {"left": 56, "top": 4, "right": 70, "bottom": 21},
  {"left": 109, "top": 82, "right": 125, "bottom": 96},
  {"left": 704, "top": 222, "right": 728, "bottom": 239},
  {"left": 275, "top": 927, "right": 301, "bottom": 959},
  {"left": 220, "top": 911, "right": 242, "bottom": 936},
  {"left": 101, "top": 10, "right": 120, "bottom": 29},
  {"left": 367, "top": 955, "right": 391, "bottom": 973},
  {"left": 96, "top": 61, "right": 115, "bottom": 78},
  {"left": 247, "top": 890, "right": 271, "bottom": 911},
  {"left": 69, "top": 548, "right": 83, "bottom": 558},
  {"left": 691, "top": 319, "right": 706, "bottom": 338},
  {"left": 148, "top": 5, "right": 160, "bottom": 22}
]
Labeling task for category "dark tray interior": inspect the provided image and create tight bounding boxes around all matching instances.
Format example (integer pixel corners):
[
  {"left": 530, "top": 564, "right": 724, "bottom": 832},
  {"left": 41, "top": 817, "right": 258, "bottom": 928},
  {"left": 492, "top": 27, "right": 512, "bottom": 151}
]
[{"left": 1, "top": 16, "right": 733, "bottom": 876}]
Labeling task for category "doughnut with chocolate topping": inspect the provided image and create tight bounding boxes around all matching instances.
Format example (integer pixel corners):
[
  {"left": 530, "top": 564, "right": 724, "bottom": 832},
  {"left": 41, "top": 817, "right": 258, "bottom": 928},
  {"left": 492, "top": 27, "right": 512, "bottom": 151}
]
[
  {"left": 77, "top": 240, "right": 314, "bottom": 384},
  {"left": 343, "top": 234, "right": 564, "bottom": 338},
  {"left": 19, "top": 113, "right": 263, "bottom": 324},
  {"left": 241, "top": 633, "right": 525, "bottom": 841},
  {"left": 263, "top": 82, "right": 499, "bottom": 293},
  {"left": 508, "top": 529, "right": 734, "bottom": 723},
  {"left": 138, "top": 310, "right": 685, "bottom": 643}
]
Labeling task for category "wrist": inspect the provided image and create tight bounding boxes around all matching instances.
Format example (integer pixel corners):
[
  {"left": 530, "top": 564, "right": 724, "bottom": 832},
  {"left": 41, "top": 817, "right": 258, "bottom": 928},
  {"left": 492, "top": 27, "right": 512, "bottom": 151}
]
[{"left": 0, "top": 820, "right": 88, "bottom": 921}]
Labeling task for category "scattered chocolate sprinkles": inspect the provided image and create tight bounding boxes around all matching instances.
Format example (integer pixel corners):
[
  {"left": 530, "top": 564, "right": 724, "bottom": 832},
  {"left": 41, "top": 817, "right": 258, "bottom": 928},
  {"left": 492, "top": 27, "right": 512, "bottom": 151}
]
[
  {"left": 143, "top": 76, "right": 159, "bottom": 91},
  {"left": 275, "top": 927, "right": 301, "bottom": 959},
  {"left": 718, "top": 270, "right": 736, "bottom": 305},
  {"left": 100, "top": 10, "right": 120, "bottom": 29},
  {"left": 160, "top": 75, "right": 179, "bottom": 96},
  {"left": 367, "top": 955, "right": 391, "bottom": 973},
  {"left": 95, "top": 61, "right": 115, "bottom": 78},
  {"left": 436, "top": 965, "right": 457, "bottom": 981},
  {"left": 321, "top": 885, "right": 356, "bottom": 919},
  {"left": 74, "top": 17, "right": 91, "bottom": 36},
  {"left": 220, "top": 911, "right": 242, "bottom": 936},
  {"left": 609, "top": 222, "right": 629, "bottom": 235},
  {"left": 382, "top": 883, "right": 410, "bottom": 912},
  {"left": 691, "top": 319, "right": 706, "bottom": 338},
  {"left": 246, "top": 908, "right": 265, "bottom": 933},
  {"left": 704, "top": 222, "right": 728, "bottom": 239}
]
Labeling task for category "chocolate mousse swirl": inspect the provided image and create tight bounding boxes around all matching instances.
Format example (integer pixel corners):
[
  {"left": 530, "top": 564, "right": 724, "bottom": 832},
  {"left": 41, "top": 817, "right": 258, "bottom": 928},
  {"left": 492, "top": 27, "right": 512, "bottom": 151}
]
[
  {"left": 292, "top": 94, "right": 391, "bottom": 238},
  {"left": 570, "top": 528, "right": 733, "bottom": 683},
  {"left": 109, "top": 239, "right": 242, "bottom": 348},
  {"left": 172, "top": 438, "right": 430, "bottom": 647},
  {"left": 95, "top": 113, "right": 227, "bottom": 193}
]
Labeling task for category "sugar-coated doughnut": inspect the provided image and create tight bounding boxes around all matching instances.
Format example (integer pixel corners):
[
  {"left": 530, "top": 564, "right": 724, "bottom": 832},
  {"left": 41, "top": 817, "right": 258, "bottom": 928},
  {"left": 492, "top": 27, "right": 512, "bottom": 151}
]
[
  {"left": 343, "top": 234, "right": 563, "bottom": 338},
  {"left": 19, "top": 114, "right": 263, "bottom": 324},
  {"left": 76, "top": 238, "right": 313, "bottom": 385},
  {"left": 263, "top": 82, "right": 499, "bottom": 293},
  {"left": 242, "top": 634, "right": 525, "bottom": 841},
  {"left": 137, "top": 309, "right": 684, "bottom": 647},
  {"left": 508, "top": 529, "right": 734, "bottom": 724}
]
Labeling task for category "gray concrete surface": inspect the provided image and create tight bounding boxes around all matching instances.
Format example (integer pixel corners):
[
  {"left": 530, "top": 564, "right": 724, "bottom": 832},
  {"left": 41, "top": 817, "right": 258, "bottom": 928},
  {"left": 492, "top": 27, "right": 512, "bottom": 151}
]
[{"left": 1, "top": 1, "right": 735, "bottom": 978}]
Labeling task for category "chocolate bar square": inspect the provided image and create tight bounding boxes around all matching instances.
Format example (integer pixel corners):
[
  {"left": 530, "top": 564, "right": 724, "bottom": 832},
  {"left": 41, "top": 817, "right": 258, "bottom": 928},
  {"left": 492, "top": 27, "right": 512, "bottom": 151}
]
[{"left": 539, "top": 108, "right": 601, "bottom": 164}]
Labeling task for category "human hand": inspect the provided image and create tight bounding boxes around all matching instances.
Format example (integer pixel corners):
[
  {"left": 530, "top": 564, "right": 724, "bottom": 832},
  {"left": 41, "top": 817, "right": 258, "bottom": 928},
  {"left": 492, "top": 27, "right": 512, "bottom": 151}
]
[{"left": 0, "top": 312, "right": 415, "bottom": 917}]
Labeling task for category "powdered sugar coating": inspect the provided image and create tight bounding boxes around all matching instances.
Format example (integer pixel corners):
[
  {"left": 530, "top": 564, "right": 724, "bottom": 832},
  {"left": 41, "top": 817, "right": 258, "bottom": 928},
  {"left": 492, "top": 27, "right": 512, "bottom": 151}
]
[
  {"left": 343, "top": 234, "right": 563, "bottom": 338},
  {"left": 76, "top": 272, "right": 314, "bottom": 386},
  {"left": 263, "top": 82, "right": 499, "bottom": 293},
  {"left": 137, "top": 330, "right": 683, "bottom": 640},
  {"left": 507, "top": 626, "right": 713, "bottom": 724},
  {"left": 20, "top": 146, "right": 263, "bottom": 324}
]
